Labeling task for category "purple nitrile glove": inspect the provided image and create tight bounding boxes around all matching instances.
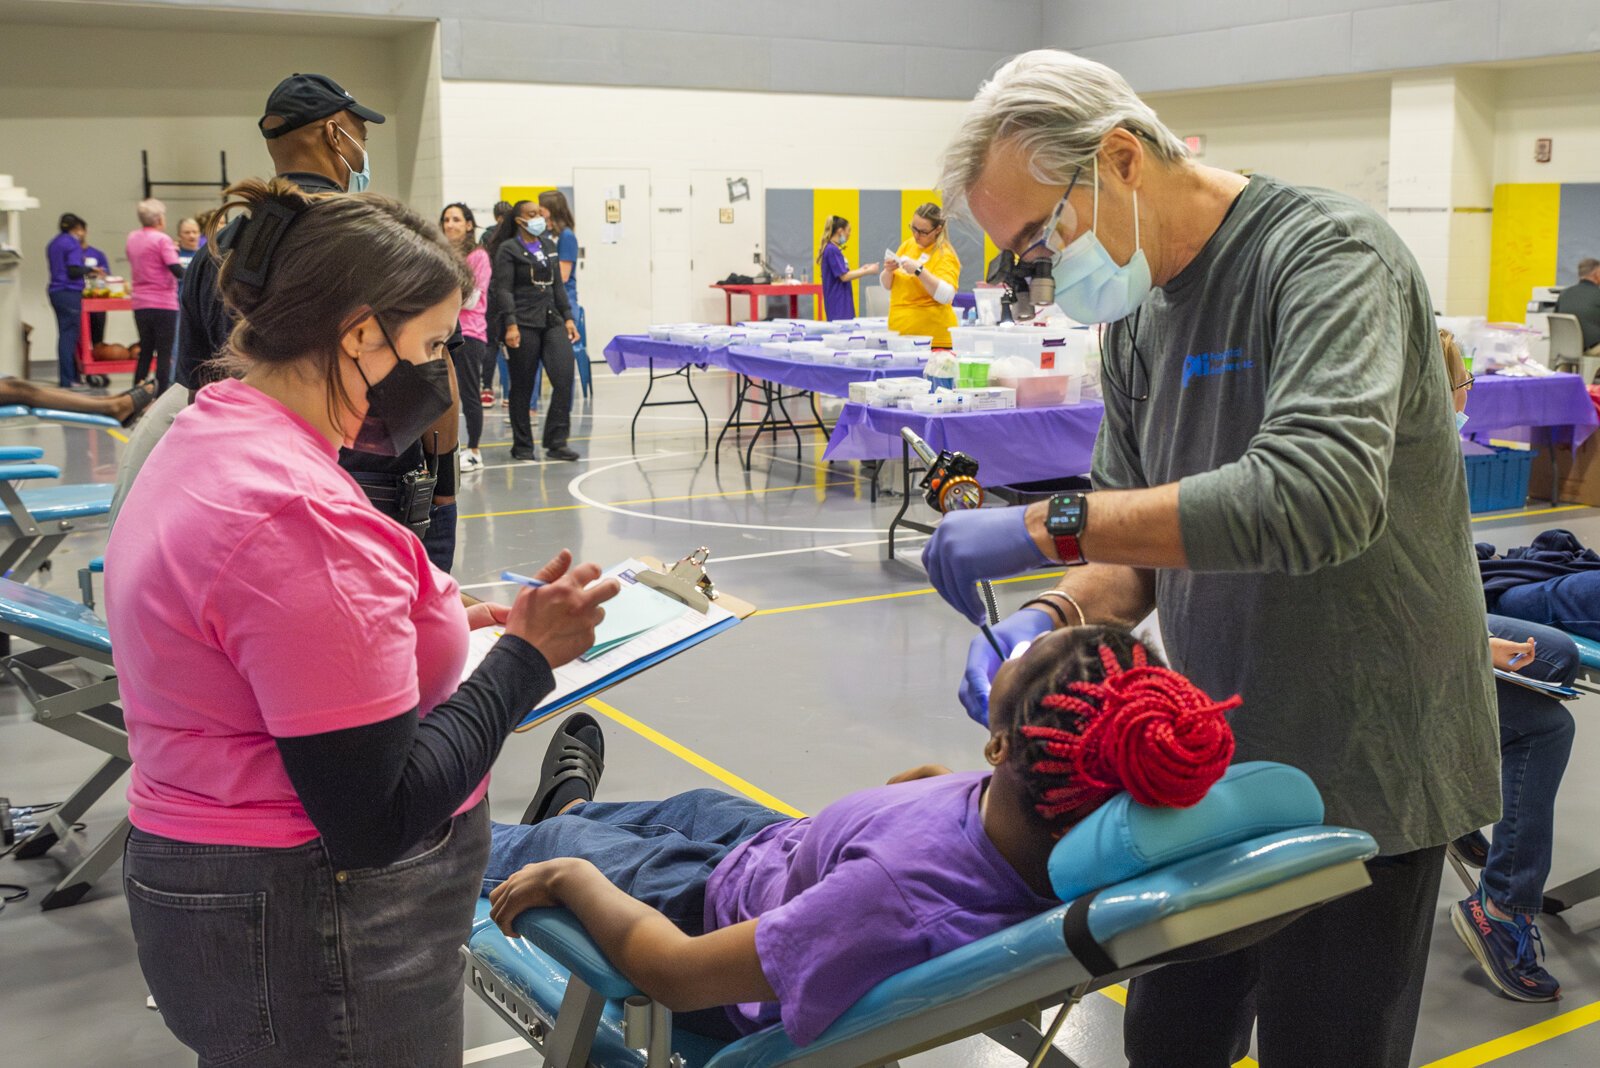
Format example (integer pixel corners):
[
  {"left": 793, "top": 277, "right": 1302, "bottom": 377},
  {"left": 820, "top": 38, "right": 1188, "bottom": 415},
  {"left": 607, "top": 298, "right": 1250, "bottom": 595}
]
[
  {"left": 921, "top": 506, "right": 1048, "bottom": 623},
  {"left": 961, "top": 607, "right": 1055, "bottom": 726}
]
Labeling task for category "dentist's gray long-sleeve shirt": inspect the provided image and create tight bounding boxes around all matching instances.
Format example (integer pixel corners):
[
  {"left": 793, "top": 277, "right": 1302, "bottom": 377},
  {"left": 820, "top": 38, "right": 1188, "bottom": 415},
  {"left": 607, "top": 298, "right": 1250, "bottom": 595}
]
[{"left": 1093, "top": 174, "right": 1498, "bottom": 854}]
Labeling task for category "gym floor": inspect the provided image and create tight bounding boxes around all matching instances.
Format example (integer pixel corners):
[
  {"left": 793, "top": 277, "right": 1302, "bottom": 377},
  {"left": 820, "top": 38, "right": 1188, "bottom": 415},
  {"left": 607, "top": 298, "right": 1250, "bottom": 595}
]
[{"left": 2, "top": 365, "right": 1599, "bottom": 1067}]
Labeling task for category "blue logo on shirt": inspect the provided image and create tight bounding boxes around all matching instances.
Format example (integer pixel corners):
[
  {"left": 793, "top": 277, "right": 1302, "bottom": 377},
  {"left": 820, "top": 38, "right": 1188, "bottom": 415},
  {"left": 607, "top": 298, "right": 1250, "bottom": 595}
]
[{"left": 1181, "top": 347, "right": 1254, "bottom": 389}]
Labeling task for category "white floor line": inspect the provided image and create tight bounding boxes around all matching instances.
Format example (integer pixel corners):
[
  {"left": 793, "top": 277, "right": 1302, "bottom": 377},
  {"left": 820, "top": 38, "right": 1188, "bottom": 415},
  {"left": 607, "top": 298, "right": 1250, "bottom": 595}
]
[
  {"left": 473, "top": 448, "right": 668, "bottom": 472},
  {"left": 462, "top": 1037, "right": 534, "bottom": 1064},
  {"left": 566, "top": 454, "right": 889, "bottom": 535},
  {"left": 822, "top": 547, "right": 853, "bottom": 558}
]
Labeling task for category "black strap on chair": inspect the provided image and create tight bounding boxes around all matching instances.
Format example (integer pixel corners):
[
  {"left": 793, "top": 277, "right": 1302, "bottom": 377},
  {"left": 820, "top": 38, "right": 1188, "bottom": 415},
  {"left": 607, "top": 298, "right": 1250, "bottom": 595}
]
[{"left": 1062, "top": 892, "right": 1118, "bottom": 978}]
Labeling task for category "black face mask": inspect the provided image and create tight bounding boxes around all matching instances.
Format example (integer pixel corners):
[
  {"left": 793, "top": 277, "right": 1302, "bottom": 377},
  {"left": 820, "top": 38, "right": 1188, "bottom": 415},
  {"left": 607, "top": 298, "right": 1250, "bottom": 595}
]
[{"left": 349, "top": 322, "right": 454, "bottom": 456}]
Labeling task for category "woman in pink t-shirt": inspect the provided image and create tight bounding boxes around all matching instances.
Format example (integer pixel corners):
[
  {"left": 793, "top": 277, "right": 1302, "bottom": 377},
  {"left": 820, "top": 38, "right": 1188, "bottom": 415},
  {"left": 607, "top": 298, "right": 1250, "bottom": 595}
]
[
  {"left": 108, "top": 177, "right": 619, "bottom": 1067},
  {"left": 125, "top": 197, "right": 184, "bottom": 391},
  {"left": 440, "top": 202, "right": 490, "bottom": 471}
]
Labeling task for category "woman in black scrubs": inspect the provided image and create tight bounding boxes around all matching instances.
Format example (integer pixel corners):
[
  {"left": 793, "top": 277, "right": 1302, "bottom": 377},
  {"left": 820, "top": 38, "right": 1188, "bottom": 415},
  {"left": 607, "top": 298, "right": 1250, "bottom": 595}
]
[{"left": 488, "top": 201, "right": 580, "bottom": 462}]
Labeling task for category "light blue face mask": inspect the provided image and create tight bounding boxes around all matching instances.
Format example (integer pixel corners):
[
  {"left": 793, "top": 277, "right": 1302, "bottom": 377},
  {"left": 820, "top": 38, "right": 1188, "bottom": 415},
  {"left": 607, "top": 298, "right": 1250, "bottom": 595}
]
[
  {"left": 335, "top": 126, "right": 371, "bottom": 193},
  {"left": 1047, "top": 157, "right": 1153, "bottom": 325},
  {"left": 1455, "top": 410, "right": 1470, "bottom": 432},
  {"left": 520, "top": 215, "right": 547, "bottom": 237}
]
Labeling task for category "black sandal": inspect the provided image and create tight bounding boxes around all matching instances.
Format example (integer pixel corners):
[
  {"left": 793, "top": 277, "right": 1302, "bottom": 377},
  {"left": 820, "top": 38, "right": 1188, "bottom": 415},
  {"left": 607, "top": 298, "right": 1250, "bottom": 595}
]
[
  {"left": 520, "top": 712, "right": 605, "bottom": 824},
  {"left": 119, "top": 383, "right": 156, "bottom": 428}
]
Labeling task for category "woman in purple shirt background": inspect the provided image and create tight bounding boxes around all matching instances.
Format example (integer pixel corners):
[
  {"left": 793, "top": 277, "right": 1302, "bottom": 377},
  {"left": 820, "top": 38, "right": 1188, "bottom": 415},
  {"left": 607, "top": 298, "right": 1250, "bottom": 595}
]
[
  {"left": 45, "top": 212, "right": 100, "bottom": 388},
  {"left": 815, "top": 215, "right": 879, "bottom": 321}
]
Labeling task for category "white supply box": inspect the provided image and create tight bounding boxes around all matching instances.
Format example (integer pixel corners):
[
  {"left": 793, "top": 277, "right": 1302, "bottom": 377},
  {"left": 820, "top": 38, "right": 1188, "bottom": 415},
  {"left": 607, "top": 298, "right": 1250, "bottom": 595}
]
[{"left": 956, "top": 386, "right": 1016, "bottom": 411}]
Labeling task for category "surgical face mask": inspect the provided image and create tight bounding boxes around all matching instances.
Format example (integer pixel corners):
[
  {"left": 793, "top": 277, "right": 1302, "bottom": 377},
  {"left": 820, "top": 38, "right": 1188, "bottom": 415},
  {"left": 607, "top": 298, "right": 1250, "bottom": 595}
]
[
  {"left": 1047, "top": 158, "right": 1153, "bottom": 325},
  {"left": 349, "top": 322, "right": 454, "bottom": 456},
  {"left": 1455, "top": 410, "right": 1469, "bottom": 432},
  {"left": 334, "top": 126, "right": 371, "bottom": 194},
  {"left": 520, "top": 215, "right": 547, "bottom": 237}
]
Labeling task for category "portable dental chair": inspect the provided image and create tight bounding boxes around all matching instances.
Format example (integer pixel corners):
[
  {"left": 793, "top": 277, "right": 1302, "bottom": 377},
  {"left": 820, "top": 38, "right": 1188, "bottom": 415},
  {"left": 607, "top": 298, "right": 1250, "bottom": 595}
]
[
  {"left": 463, "top": 761, "right": 1377, "bottom": 1068},
  {"left": 0, "top": 405, "right": 117, "bottom": 582}
]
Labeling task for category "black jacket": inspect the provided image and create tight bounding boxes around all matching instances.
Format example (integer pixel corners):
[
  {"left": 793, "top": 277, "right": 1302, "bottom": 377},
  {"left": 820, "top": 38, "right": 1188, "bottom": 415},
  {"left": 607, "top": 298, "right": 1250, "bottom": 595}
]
[
  {"left": 491, "top": 234, "right": 572, "bottom": 337},
  {"left": 173, "top": 170, "right": 426, "bottom": 478}
]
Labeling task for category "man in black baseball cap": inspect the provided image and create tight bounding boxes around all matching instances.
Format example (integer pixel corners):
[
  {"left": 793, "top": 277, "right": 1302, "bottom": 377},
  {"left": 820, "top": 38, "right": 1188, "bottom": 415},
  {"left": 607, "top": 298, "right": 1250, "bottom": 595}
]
[{"left": 256, "top": 73, "right": 385, "bottom": 194}]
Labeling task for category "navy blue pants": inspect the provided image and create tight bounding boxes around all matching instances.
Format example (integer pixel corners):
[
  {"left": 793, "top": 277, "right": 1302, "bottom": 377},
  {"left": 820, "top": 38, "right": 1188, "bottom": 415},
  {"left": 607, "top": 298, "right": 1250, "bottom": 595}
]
[
  {"left": 1496, "top": 572, "right": 1600, "bottom": 641},
  {"left": 49, "top": 289, "right": 81, "bottom": 387},
  {"left": 483, "top": 789, "right": 789, "bottom": 932},
  {"left": 1482, "top": 615, "right": 1578, "bottom": 913}
]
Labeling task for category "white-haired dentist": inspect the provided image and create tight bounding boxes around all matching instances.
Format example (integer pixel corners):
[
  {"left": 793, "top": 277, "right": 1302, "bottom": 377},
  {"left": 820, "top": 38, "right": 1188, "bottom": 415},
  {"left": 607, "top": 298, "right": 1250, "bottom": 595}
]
[{"left": 921, "top": 49, "right": 1499, "bottom": 1068}]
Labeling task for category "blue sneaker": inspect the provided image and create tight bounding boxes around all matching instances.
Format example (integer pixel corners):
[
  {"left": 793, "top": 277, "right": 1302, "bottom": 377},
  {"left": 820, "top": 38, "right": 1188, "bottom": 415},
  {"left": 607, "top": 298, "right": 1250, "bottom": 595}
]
[{"left": 1451, "top": 891, "right": 1561, "bottom": 1002}]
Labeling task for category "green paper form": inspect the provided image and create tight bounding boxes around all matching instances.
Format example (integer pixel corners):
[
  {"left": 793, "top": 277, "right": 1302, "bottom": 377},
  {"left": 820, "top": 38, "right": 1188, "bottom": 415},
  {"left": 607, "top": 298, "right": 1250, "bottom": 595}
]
[{"left": 580, "top": 580, "right": 689, "bottom": 661}]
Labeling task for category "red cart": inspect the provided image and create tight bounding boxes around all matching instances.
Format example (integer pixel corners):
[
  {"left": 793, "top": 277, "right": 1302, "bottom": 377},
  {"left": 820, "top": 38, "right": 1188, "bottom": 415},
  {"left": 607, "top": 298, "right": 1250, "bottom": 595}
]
[
  {"left": 711, "top": 282, "right": 826, "bottom": 325},
  {"left": 76, "top": 295, "right": 138, "bottom": 386}
]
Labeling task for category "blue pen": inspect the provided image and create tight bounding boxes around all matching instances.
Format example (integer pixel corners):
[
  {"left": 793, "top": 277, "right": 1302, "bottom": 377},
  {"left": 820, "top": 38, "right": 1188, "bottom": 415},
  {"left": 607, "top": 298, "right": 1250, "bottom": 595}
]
[{"left": 500, "top": 570, "right": 548, "bottom": 589}]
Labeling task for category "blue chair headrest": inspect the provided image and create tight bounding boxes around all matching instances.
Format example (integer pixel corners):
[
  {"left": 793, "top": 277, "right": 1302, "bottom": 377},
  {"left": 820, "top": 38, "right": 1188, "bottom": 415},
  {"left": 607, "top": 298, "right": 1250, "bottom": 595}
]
[{"left": 1048, "top": 761, "right": 1324, "bottom": 902}]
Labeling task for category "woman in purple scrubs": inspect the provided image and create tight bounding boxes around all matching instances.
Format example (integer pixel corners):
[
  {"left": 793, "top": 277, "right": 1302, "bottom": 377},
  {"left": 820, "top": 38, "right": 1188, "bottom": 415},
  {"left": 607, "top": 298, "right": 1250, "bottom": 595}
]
[{"left": 816, "top": 216, "right": 879, "bottom": 321}]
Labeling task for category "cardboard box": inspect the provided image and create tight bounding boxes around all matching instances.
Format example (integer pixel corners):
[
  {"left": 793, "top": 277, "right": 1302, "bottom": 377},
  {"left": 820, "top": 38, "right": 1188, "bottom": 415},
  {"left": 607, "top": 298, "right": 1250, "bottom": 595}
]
[{"left": 1529, "top": 438, "right": 1600, "bottom": 506}]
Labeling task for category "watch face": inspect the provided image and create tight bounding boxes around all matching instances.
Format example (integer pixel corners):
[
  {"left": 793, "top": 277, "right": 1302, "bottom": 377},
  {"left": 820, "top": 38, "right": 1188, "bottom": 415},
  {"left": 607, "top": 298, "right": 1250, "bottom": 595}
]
[{"left": 1049, "top": 494, "right": 1085, "bottom": 534}]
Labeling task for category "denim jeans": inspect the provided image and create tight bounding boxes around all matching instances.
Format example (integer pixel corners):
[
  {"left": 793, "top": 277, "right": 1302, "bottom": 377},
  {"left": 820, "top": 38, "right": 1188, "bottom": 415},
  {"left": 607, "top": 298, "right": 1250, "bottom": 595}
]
[
  {"left": 422, "top": 501, "right": 457, "bottom": 574},
  {"left": 1482, "top": 615, "right": 1578, "bottom": 914},
  {"left": 124, "top": 801, "right": 489, "bottom": 1067},
  {"left": 1494, "top": 572, "right": 1600, "bottom": 641},
  {"left": 483, "top": 789, "right": 790, "bottom": 933},
  {"left": 48, "top": 288, "right": 81, "bottom": 387}
]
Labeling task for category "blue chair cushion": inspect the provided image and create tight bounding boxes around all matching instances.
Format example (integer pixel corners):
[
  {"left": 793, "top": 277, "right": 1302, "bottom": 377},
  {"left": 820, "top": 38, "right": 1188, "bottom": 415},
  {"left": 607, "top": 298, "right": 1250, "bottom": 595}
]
[
  {"left": 0, "top": 576, "right": 110, "bottom": 655},
  {"left": 89, "top": 556, "right": 104, "bottom": 573},
  {"left": 0, "top": 483, "right": 114, "bottom": 531},
  {"left": 1049, "top": 761, "right": 1324, "bottom": 902},
  {"left": 468, "top": 900, "right": 728, "bottom": 1068},
  {"left": 0, "top": 463, "right": 59, "bottom": 481},
  {"left": 0, "top": 447, "right": 44, "bottom": 462},
  {"left": 28, "top": 408, "right": 121, "bottom": 429},
  {"left": 0, "top": 405, "right": 30, "bottom": 419}
]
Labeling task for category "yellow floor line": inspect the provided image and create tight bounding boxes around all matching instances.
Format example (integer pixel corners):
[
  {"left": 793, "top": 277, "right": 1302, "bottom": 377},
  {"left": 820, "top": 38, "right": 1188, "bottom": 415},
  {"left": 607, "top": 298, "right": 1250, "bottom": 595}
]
[
  {"left": 103, "top": 427, "right": 129, "bottom": 443},
  {"left": 754, "top": 571, "right": 1067, "bottom": 616},
  {"left": 1471, "top": 504, "right": 1590, "bottom": 523},
  {"left": 1417, "top": 998, "right": 1600, "bottom": 1067},
  {"left": 459, "top": 480, "right": 856, "bottom": 521},
  {"left": 584, "top": 697, "right": 805, "bottom": 818}
]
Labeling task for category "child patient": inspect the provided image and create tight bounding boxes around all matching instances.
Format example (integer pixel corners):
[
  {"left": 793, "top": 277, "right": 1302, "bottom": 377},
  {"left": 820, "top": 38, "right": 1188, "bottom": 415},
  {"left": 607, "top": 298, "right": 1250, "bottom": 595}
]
[{"left": 485, "top": 624, "right": 1238, "bottom": 1046}]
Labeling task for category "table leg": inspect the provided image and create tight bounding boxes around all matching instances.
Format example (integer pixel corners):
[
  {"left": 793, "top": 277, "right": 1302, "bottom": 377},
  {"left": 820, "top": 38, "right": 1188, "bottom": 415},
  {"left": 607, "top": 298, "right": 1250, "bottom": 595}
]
[
  {"left": 724, "top": 291, "right": 733, "bottom": 326},
  {"left": 749, "top": 293, "right": 760, "bottom": 324},
  {"left": 789, "top": 295, "right": 798, "bottom": 319}
]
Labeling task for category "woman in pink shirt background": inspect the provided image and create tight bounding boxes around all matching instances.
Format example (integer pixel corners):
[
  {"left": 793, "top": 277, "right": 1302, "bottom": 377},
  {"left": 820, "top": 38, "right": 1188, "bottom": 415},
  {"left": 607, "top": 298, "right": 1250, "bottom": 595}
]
[
  {"left": 108, "top": 177, "right": 618, "bottom": 1066},
  {"left": 125, "top": 198, "right": 183, "bottom": 391},
  {"left": 440, "top": 202, "right": 490, "bottom": 472}
]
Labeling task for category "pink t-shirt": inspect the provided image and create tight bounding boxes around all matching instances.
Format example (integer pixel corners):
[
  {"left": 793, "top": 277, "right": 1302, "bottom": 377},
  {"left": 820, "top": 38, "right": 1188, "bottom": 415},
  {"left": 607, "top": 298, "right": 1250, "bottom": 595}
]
[
  {"left": 107, "top": 378, "right": 478, "bottom": 847},
  {"left": 461, "top": 246, "right": 491, "bottom": 342},
  {"left": 125, "top": 227, "right": 180, "bottom": 311}
]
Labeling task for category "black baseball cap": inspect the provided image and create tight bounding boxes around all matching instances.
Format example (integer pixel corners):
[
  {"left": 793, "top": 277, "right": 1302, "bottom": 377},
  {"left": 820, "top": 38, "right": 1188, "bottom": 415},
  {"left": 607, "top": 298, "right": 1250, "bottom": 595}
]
[{"left": 259, "top": 73, "right": 385, "bottom": 139}]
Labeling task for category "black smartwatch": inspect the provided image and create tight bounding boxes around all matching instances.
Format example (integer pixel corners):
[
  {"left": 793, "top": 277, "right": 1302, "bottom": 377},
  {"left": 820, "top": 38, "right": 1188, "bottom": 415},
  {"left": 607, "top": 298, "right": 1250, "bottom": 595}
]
[{"left": 1045, "top": 492, "right": 1089, "bottom": 566}]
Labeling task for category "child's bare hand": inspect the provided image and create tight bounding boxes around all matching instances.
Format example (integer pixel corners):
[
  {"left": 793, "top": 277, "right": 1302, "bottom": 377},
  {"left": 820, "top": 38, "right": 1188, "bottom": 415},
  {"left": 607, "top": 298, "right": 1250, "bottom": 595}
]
[
  {"left": 488, "top": 861, "right": 566, "bottom": 936},
  {"left": 886, "top": 764, "right": 954, "bottom": 785}
]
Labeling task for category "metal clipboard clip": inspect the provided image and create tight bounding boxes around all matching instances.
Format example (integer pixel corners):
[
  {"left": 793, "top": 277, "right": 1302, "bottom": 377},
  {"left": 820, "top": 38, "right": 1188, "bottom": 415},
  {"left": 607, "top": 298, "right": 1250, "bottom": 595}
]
[{"left": 636, "top": 547, "right": 718, "bottom": 614}]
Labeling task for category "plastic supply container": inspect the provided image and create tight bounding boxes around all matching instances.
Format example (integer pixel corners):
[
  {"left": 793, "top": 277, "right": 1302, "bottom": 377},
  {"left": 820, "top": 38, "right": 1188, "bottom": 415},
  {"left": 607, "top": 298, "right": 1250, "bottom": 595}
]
[
  {"left": 957, "top": 357, "right": 991, "bottom": 388},
  {"left": 992, "top": 372, "right": 1080, "bottom": 408},
  {"left": 1463, "top": 442, "right": 1533, "bottom": 513},
  {"left": 956, "top": 386, "right": 1016, "bottom": 410}
]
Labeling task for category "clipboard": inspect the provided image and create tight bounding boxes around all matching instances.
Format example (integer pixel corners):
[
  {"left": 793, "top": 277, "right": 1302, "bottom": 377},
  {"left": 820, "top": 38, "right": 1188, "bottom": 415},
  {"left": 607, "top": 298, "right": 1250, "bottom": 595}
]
[
  {"left": 466, "top": 548, "right": 756, "bottom": 730},
  {"left": 1492, "top": 668, "right": 1580, "bottom": 701}
]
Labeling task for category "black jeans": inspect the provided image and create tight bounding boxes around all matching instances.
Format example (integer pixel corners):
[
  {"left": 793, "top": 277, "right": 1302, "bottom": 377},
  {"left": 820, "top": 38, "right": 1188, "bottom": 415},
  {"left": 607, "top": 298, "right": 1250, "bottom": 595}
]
[
  {"left": 124, "top": 800, "right": 489, "bottom": 1067},
  {"left": 452, "top": 336, "right": 485, "bottom": 449},
  {"left": 1124, "top": 845, "right": 1446, "bottom": 1068},
  {"left": 506, "top": 321, "right": 574, "bottom": 453},
  {"left": 133, "top": 307, "right": 179, "bottom": 391}
]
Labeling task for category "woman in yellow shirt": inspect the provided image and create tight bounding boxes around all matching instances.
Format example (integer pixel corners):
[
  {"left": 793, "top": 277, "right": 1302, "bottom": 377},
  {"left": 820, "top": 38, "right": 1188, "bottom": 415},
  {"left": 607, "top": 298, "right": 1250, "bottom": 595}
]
[{"left": 880, "top": 202, "right": 961, "bottom": 347}]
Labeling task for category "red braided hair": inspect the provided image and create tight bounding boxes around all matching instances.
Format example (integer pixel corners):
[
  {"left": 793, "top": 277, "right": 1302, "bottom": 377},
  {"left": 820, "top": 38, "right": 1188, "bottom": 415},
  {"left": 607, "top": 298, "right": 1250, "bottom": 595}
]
[{"left": 1019, "top": 643, "right": 1237, "bottom": 818}]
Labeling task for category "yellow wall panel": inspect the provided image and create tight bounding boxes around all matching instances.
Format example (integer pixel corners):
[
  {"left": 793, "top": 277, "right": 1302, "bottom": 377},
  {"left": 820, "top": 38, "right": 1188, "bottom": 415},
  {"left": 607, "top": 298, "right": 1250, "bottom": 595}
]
[
  {"left": 812, "top": 188, "right": 860, "bottom": 270},
  {"left": 1488, "top": 183, "right": 1560, "bottom": 324},
  {"left": 499, "top": 185, "right": 557, "bottom": 207}
]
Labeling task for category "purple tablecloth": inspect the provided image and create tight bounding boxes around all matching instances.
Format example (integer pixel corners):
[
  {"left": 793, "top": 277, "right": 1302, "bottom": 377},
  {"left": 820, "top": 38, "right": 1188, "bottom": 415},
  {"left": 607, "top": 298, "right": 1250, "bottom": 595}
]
[
  {"left": 602, "top": 335, "right": 723, "bottom": 374},
  {"left": 824, "top": 401, "right": 1106, "bottom": 487},
  {"left": 721, "top": 345, "right": 926, "bottom": 398},
  {"left": 1464, "top": 372, "right": 1598, "bottom": 446}
]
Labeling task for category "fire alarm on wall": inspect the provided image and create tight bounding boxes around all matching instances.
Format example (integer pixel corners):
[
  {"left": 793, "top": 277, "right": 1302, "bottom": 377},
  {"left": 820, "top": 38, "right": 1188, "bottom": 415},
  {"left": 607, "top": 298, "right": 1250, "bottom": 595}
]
[{"left": 1535, "top": 138, "right": 1553, "bottom": 163}]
